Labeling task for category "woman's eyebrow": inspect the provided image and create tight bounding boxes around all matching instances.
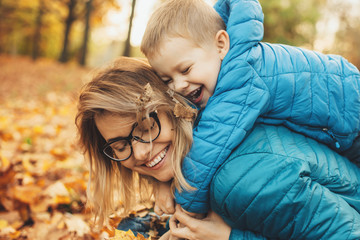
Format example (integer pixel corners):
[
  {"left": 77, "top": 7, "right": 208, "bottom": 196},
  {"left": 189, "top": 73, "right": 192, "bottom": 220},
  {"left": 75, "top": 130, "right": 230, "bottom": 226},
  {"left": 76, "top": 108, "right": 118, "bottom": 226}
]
[
  {"left": 106, "top": 122, "right": 137, "bottom": 142},
  {"left": 107, "top": 136, "right": 124, "bottom": 143}
]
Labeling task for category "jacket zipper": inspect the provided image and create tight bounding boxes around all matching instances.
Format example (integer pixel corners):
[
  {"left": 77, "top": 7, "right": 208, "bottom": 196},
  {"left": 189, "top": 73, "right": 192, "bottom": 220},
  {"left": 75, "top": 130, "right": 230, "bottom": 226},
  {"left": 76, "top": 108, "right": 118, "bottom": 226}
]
[{"left": 322, "top": 128, "right": 340, "bottom": 149}]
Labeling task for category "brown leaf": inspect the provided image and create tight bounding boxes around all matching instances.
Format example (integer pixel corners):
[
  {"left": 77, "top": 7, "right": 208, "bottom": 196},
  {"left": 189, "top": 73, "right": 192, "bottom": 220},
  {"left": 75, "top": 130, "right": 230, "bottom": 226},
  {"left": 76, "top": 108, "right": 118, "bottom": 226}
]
[{"left": 0, "top": 163, "right": 16, "bottom": 187}]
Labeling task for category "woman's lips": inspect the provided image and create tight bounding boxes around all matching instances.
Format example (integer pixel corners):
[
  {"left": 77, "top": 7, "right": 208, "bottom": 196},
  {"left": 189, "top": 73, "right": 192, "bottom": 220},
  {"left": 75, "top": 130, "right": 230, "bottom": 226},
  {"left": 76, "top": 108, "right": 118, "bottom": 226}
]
[{"left": 145, "top": 146, "right": 169, "bottom": 168}]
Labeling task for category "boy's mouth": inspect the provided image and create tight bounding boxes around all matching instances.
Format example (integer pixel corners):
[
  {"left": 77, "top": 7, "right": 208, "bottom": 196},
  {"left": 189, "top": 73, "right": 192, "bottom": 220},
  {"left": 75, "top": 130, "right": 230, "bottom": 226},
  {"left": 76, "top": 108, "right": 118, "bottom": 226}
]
[{"left": 187, "top": 87, "right": 203, "bottom": 104}]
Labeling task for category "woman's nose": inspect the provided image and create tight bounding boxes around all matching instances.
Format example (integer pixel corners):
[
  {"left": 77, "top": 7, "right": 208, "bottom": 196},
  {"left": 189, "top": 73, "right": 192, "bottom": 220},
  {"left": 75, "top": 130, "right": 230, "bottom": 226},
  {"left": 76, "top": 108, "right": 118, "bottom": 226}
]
[{"left": 132, "top": 141, "right": 151, "bottom": 161}]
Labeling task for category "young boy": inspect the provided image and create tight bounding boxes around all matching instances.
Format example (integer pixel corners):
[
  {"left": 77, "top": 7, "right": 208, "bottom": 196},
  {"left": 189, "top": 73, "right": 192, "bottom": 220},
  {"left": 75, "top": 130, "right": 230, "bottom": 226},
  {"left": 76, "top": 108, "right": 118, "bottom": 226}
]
[{"left": 141, "top": 0, "right": 360, "bottom": 214}]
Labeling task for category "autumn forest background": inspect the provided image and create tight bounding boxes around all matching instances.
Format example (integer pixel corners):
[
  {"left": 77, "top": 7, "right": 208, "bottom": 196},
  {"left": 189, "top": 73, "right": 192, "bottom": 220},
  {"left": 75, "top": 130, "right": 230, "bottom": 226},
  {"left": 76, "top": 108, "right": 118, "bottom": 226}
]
[{"left": 0, "top": 0, "right": 359, "bottom": 239}]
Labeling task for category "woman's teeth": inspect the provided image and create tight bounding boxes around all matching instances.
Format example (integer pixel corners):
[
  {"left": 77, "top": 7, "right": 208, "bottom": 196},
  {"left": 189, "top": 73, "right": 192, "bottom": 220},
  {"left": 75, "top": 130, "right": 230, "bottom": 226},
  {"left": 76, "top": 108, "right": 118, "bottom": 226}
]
[{"left": 146, "top": 147, "right": 168, "bottom": 168}]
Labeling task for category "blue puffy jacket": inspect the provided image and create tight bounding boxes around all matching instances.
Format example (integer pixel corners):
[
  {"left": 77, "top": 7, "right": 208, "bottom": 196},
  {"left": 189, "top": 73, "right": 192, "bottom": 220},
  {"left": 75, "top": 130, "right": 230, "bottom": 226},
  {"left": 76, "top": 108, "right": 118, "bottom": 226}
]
[
  {"left": 175, "top": 0, "right": 360, "bottom": 213},
  {"left": 211, "top": 124, "right": 360, "bottom": 239}
]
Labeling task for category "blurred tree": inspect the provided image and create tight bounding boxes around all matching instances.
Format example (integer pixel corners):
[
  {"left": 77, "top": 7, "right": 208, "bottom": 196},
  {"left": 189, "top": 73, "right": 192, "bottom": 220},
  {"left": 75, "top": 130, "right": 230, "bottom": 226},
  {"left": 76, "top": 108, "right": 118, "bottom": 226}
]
[
  {"left": 0, "top": 0, "right": 120, "bottom": 65},
  {"left": 32, "top": 0, "right": 44, "bottom": 60},
  {"left": 59, "top": 0, "right": 78, "bottom": 63},
  {"left": 78, "top": 0, "right": 120, "bottom": 65},
  {"left": 122, "top": 0, "right": 137, "bottom": 57},
  {"left": 0, "top": 0, "right": 37, "bottom": 55},
  {"left": 79, "top": 0, "right": 92, "bottom": 65},
  {"left": 260, "top": 0, "right": 327, "bottom": 48},
  {"left": 123, "top": 0, "right": 136, "bottom": 57},
  {"left": 330, "top": 2, "right": 360, "bottom": 69}
]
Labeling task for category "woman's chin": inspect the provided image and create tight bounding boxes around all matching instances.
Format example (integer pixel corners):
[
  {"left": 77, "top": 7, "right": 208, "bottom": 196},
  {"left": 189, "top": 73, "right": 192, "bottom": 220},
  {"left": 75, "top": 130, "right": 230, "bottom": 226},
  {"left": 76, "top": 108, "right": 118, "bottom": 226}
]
[{"left": 155, "top": 174, "right": 174, "bottom": 183}]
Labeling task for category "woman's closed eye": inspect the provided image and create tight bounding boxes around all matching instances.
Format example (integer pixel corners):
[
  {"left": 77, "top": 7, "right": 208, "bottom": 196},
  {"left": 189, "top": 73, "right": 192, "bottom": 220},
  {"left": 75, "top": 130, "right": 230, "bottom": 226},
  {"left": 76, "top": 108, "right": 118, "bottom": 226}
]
[{"left": 113, "top": 141, "right": 128, "bottom": 152}]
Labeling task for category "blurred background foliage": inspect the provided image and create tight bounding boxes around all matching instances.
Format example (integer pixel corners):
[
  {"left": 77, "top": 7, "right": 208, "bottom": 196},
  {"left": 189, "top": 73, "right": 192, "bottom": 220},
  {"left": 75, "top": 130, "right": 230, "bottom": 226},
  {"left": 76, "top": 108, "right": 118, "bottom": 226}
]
[{"left": 0, "top": 0, "right": 359, "bottom": 68}]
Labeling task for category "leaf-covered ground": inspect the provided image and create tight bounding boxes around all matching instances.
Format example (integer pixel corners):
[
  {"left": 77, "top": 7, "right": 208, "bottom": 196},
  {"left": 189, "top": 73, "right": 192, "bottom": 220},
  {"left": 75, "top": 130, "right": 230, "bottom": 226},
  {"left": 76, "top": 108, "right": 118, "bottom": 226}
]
[{"left": 0, "top": 55, "right": 163, "bottom": 239}]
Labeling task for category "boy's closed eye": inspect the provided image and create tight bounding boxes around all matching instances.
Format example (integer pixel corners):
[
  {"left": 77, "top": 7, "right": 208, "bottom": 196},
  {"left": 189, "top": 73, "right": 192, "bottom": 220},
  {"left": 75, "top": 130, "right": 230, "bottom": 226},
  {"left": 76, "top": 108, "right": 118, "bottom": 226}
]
[
  {"left": 162, "top": 78, "right": 172, "bottom": 84},
  {"left": 181, "top": 66, "right": 191, "bottom": 74}
]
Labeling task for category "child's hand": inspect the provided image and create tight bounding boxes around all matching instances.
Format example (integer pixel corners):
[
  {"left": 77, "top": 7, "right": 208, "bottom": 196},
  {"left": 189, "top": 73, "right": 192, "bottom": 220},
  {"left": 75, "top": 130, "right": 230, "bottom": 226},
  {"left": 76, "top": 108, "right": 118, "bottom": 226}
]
[
  {"left": 154, "top": 181, "right": 175, "bottom": 215},
  {"left": 169, "top": 205, "right": 231, "bottom": 240}
]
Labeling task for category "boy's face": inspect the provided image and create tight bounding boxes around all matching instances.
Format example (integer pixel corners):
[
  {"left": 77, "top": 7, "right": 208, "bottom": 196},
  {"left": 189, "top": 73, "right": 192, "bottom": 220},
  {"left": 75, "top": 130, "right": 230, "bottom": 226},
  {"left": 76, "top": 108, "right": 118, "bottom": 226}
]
[{"left": 148, "top": 35, "right": 227, "bottom": 108}]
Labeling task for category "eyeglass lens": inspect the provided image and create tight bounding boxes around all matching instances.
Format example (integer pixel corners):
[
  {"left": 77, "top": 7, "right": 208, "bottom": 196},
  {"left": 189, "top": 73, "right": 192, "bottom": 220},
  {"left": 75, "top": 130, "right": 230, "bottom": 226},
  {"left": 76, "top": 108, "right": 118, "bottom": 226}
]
[{"left": 104, "top": 116, "right": 160, "bottom": 161}]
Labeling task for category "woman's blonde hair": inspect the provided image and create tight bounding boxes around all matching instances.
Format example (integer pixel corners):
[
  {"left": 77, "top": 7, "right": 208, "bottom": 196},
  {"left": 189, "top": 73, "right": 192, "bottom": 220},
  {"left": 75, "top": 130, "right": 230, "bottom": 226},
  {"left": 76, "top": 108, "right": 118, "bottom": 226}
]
[
  {"left": 75, "top": 57, "right": 195, "bottom": 227},
  {"left": 141, "top": 0, "right": 226, "bottom": 58}
]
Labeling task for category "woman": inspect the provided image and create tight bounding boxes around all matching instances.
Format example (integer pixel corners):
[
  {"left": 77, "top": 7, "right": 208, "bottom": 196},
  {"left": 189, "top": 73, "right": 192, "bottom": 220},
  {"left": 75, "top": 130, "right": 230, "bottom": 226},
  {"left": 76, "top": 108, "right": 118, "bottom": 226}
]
[
  {"left": 76, "top": 57, "right": 195, "bottom": 226},
  {"left": 76, "top": 57, "right": 360, "bottom": 239}
]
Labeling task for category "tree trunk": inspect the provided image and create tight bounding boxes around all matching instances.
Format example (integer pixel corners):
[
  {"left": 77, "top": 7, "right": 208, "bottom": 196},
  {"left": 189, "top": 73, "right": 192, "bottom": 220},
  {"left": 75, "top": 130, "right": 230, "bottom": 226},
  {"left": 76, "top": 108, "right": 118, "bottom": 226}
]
[
  {"left": 32, "top": 0, "right": 44, "bottom": 60},
  {"left": 59, "top": 0, "right": 76, "bottom": 63},
  {"left": 79, "top": 0, "right": 92, "bottom": 66},
  {"left": 122, "top": 0, "right": 136, "bottom": 57},
  {"left": 0, "top": 0, "right": 4, "bottom": 53}
]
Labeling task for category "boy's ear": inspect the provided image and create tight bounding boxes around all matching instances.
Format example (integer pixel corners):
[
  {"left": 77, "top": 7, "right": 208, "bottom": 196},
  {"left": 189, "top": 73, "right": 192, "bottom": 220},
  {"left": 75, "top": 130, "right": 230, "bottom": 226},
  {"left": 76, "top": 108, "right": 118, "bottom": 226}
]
[{"left": 215, "top": 30, "right": 230, "bottom": 60}]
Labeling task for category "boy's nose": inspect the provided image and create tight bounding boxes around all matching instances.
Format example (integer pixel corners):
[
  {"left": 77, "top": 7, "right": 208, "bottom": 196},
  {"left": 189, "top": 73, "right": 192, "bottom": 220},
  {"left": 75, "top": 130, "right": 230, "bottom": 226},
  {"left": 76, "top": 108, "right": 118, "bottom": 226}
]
[
  {"left": 173, "top": 76, "right": 189, "bottom": 93},
  {"left": 132, "top": 141, "right": 151, "bottom": 162}
]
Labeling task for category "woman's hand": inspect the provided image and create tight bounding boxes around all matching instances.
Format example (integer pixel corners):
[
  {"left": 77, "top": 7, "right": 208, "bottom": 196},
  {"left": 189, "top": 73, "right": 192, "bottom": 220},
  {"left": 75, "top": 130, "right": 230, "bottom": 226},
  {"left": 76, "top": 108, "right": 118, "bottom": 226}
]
[
  {"left": 169, "top": 205, "right": 231, "bottom": 240},
  {"left": 154, "top": 181, "right": 175, "bottom": 215}
]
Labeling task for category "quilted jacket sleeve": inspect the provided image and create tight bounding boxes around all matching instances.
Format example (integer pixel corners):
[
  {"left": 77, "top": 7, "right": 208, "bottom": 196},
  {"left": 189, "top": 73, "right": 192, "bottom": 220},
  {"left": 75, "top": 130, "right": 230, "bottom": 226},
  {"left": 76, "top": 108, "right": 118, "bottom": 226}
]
[
  {"left": 174, "top": 0, "right": 268, "bottom": 214},
  {"left": 211, "top": 125, "right": 360, "bottom": 239}
]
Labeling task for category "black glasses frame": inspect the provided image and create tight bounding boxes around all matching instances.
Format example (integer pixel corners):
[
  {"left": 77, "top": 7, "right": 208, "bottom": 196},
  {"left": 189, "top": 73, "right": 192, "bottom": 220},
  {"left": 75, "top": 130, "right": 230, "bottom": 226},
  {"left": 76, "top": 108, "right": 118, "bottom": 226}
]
[{"left": 102, "top": 111, "right": 161, "bottom": 162}]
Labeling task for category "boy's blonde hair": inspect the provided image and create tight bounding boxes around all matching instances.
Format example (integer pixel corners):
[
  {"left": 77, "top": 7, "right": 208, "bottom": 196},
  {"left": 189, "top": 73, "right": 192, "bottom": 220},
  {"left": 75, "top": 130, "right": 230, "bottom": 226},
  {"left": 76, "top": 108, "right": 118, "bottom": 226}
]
[
  {"left": 75, "top": 57, "right": 195, "bottom": 227},
  {"left": 141, "top": 0, "right": 225, "bottom": 58}
]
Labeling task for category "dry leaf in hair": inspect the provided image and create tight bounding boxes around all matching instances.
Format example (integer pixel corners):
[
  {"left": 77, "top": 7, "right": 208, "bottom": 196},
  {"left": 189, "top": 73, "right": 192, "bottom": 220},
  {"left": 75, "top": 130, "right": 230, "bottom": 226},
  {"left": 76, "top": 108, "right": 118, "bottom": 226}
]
[
  {"left": 174, "top": 103, "right": 196, "bottom": 122},
  {"left": 136, "top": 83, "right": 154, "bottom": 111}
]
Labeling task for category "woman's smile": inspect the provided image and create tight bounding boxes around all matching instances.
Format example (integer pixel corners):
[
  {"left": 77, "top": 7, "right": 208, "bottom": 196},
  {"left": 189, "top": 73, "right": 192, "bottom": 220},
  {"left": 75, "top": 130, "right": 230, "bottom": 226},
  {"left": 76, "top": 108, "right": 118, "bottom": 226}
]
[{"left": 145, "top": 145, "right": 169, "bottom": 168}]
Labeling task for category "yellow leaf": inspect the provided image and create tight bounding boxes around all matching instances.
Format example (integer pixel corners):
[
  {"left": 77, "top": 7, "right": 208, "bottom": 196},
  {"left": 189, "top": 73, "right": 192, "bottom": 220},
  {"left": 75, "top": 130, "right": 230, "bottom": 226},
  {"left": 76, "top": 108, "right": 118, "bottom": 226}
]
[
  {"left": 54, "top": 195, "right": 71, "bottom": 205},
  {"left": 0, "top": 116, "right": 9, "bottom": 129},
  {"left": 113, "top": 229, "right": 136, "bottom": 240},
  {"left": 33, "top": 125, "right": 43, "bottom": 134},
  {"left": 112, "top": 229, "right": 150, "bottom": 240},
  {"left": 9, "top": 230, "right": 21, "bottom": 239},
  {"left": 0, "top": 155, "right": 10, "bottom": 170},
  {"left": 0, "top": 219, "right": 8, "bottom": 229}
]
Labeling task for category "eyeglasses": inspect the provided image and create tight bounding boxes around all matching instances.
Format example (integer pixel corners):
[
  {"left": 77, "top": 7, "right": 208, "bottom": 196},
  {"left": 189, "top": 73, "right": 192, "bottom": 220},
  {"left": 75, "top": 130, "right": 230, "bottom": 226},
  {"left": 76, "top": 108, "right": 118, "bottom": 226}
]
[{"left": 102, "top": 111, "right": 161, "bottom": 161}]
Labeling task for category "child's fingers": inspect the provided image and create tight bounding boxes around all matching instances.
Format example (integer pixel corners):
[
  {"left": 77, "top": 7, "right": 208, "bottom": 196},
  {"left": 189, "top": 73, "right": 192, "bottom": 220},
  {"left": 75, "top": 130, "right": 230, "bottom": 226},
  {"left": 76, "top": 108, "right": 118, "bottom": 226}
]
[
  {"left": 169, "top": 214, "right": 193, "bottom": 239},
  {"left": 171, "top": 205, "right": 200, "bottom": 231},
  {"left": 170, "top": 207, "right": 232, "bottom": 240}
]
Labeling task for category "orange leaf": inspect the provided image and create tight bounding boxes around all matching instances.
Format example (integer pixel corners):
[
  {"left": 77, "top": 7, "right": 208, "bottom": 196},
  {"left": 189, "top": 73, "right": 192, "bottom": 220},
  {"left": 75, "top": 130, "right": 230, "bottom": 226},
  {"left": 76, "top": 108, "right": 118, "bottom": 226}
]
[
  {"left": 50, "top": 147, "right": 68, "bottom": 160},
  {"left": 12, "top": 185, "right": 42, "bottom": 204}
]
